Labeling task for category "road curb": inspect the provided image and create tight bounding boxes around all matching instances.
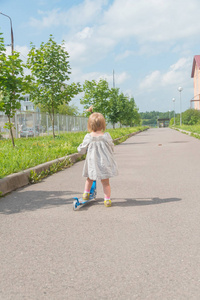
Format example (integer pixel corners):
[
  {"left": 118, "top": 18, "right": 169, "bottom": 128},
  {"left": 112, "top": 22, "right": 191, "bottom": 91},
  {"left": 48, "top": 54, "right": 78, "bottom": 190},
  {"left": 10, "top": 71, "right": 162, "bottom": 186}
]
[
  {"left": 113, "top": 130, "right": 141, "bottom": 143},
  {"left": 0, "top": 129, "right": 147, "bottom": 196},
  {"left": 0, "top": 153, "right": 82, "bottom": 197},
  {"left": 172, "top": 127, "right": 200, "bottom": 137}
]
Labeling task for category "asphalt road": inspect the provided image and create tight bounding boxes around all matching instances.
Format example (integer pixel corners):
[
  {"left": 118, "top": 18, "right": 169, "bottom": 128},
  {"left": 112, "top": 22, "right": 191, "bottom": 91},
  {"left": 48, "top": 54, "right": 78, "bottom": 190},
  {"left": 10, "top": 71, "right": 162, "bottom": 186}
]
[{"left": 1, "top": 128, "right": 200, "bottom": 300}]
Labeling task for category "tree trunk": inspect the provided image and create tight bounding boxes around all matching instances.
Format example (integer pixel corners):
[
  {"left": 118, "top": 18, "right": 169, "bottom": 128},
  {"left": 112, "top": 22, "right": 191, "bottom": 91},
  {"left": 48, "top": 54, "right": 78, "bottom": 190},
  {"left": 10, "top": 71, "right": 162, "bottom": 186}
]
[
  {"left": 8, "top": 116, "right": 15, "bottom": 147},
  {"left": 52, "top": 107, "right": 55, "bottom": 139},
  {"left": 49, "top": 110, "right": 55, "bottom": 139}
]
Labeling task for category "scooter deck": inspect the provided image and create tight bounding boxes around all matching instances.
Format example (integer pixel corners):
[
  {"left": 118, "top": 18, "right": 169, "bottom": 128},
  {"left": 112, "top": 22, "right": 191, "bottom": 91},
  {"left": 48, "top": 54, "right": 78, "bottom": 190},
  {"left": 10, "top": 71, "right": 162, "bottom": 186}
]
[{"left": 73, "top": 196, "right": 95, "bottom": 210}]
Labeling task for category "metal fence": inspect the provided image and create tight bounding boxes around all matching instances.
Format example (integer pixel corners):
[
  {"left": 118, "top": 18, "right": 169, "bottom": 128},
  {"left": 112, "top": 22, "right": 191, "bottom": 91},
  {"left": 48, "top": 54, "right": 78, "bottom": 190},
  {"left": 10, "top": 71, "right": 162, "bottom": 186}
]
[{"left": 0, "top": 111, "right": 118, "bottom": 138}]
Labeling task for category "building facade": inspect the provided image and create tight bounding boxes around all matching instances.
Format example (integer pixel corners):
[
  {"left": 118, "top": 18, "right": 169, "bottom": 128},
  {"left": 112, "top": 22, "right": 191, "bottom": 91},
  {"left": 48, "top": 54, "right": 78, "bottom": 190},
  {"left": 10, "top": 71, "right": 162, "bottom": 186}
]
[
  {"left": 191, "top": 55, "right": 200, "bottom": 110},
  {"left": 20, "top": 94, "right": 35, "bottom": 112},
  {"left": 0, "top": 94, "right": 36, "bottom": 116}
]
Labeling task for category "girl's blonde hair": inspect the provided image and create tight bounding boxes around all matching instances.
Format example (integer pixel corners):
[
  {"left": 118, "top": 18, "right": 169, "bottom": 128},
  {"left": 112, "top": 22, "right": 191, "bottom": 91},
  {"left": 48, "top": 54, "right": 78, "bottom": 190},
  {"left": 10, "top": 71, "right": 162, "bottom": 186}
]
[{"left": 87, "top": 112, "right": 106, "bottom": 132}]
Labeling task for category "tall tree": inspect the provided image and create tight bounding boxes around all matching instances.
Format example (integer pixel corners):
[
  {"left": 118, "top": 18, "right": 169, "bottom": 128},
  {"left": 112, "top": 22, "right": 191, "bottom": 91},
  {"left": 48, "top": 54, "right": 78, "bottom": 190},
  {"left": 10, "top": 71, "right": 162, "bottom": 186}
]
[
  {"left": 81, "top": 79, "right": 141, "bottom": 127},
  {"left": 0, "top": 33, "right": 31, "bottom": 147},
  {"left": 26, "top": 35, "right": 82, "bottom": 138}
]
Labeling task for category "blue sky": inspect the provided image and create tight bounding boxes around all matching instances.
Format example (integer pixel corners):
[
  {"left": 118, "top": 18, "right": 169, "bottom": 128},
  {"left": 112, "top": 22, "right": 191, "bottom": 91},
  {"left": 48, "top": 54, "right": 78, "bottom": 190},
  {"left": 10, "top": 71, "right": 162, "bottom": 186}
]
[{"left": 0, "top": 0, "right": 200, "bottom": 113}]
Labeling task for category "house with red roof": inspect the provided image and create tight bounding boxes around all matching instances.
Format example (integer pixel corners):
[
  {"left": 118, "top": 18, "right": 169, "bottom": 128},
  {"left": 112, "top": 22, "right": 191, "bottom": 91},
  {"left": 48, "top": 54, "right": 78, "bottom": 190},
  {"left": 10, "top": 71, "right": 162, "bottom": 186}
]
[{"left": 191, "top": 55, "right": 200, "bottom": 110}]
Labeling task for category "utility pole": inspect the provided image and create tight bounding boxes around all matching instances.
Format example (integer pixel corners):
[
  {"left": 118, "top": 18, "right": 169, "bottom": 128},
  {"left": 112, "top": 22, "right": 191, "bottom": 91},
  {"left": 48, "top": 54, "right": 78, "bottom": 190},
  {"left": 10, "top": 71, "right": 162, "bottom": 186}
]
[
  {"left": 178, "top": 87, "right": 183, "bottom": 126},
  {"left": 0, "top": 12, "right": 14, "bottom": 55},
  {"left": 113, "top": 69, "right": 115, "bottom": 88}
]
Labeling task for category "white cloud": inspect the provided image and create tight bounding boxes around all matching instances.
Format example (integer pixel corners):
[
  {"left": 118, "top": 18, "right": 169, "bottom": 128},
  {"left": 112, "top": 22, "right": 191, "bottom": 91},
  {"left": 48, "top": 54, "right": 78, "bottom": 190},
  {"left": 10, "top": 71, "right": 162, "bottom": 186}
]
[
  {"left": 69, "top": 68, "right": 129, "bottom": 88},
  {"left": 66, "top": 0, "right": 108, "bottom": 27},
  {"left": 139, "top": 70, "right": 161, "bottom": 91},
  {"left": 64, "top": 41, "right": 88, "bottom": 63},
  {"left": 4, "top": 45, "right": 29, "bottom": 62},
  {"left": 63, "top": 26, "right": 115, "bottom": 66},
  {"left": 66, "top": 0, "right": 200, "bottom": 66},
  {"left": 162, "top": 58, "right": 191, "bottom": 86},
  {"left": 115, "top": 72, "right": 130, "bottom": 85},
  {"left": 24, "top": 0, "right": 198, "bottom": 112},
  {"left": 102, "top": 0, "right": 200, "bottom": 43},
  {"left": 76, "top": 27, "right": 93, "bottom": 40},
  {"left": 5, "top": 46, "right": 12, "bottom": 56},
  {"left": 115, "top": 50, "right": 135, "bottom": 61},
  {"left": 139, "top": 57, "right": 192, "bottom": 92},
  {"left": 28, "top": 0, "right": 200, "bottom": 67},
  {"left": 29, "top": 9, "right": 61, "bottom": 28},
  {"left": 98, "top": 71, "right": 130, "bottom": 86},
  {"left": 30, "top": 0, "right": 108, "bottom": 29},
  {"left": 15, "top": 45, "right": 30, "bottom": 62}
]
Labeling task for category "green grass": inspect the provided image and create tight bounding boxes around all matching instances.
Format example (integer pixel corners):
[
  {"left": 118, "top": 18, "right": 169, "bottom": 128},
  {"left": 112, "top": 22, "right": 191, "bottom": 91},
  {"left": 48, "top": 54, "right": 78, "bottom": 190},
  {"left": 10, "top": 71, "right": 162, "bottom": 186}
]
[
  {"left": 175, "top": 125, "right": 200, "bottom": 135},
  {"left": 0, "top": 126, "right": 147, "bottom": 179},
  {"left": 179, "top": 125, "right": 200, "bottom": 134}
]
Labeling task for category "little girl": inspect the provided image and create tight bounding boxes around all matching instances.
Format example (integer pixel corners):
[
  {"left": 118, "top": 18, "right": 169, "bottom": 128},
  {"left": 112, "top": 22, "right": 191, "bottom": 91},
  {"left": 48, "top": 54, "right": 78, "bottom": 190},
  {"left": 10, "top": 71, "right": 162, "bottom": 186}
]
[{"left": 77, "top": 112, "right": 118, "bottom": 207}]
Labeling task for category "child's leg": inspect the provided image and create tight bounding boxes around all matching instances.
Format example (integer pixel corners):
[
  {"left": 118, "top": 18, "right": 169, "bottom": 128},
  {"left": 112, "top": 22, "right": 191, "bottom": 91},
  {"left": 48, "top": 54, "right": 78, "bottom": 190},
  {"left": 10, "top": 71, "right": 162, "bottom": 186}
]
[
  {"left": 83, "top": 177, "right": 93, "bottom": 200},
  {"left": 84, "top": 177, "right": 93, "bottom": 192},
  {"left": 101, "top": 179, "right": 112, "bottom": 207}
]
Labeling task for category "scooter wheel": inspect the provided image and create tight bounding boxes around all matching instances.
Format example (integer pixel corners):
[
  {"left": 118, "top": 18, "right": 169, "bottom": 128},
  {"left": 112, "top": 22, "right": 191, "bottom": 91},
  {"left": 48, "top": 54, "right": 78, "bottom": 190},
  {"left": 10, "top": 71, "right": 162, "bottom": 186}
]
[{"left": 73, "top": 200, "right": 78, "bottom": 211}]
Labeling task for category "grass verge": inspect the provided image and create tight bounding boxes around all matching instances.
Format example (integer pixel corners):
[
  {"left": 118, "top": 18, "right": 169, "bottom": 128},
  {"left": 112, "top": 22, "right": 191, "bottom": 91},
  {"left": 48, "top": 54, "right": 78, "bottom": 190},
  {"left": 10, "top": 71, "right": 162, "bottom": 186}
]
[
  {"left": 173, "top": 125, "right": 200, "bottom": 134},
  {"left": 0, "top": 126, "right": 147, "bottom": 179}
]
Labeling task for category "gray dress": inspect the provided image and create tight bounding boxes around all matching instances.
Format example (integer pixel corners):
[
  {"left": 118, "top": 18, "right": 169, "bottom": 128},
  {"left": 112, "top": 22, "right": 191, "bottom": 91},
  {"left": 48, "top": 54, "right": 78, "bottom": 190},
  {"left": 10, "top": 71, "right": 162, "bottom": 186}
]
[{"left": 77, "top": 132, "right": 118, "bottom": 180}]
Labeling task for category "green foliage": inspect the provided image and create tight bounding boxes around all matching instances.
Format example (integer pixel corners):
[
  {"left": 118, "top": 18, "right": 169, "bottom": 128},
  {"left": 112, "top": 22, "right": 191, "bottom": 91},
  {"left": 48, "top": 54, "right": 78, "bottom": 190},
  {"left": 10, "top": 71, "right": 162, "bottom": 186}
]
[
  {"left": 107, "top": 126, "right": 146, "bottom": 140},
  {"left": 170, "top": 109, "right": 200, "bottom": 126},
  {"left": 169, "top": 118, "right": 175, "bottom": 126},
  {"left": 0, "top": 32, "right": 5, "bottom": 52},
  {"left": 81, "top": 79, "right": 141, "bottom": 126},
  {"left": 4, "top": 122, "right": 15, "bottom": 130},
  {"left": 29, "top": 158, "right": 72, "bottom": 183},
  {"left": 0, "top": 33, "right": 32, "bottom": 147},
  {"left": 81, "top": 79, "right": 110, "bottom": 117},
  {"left": 0, "top": 127, "right": 147, "bottom": 179},
  {"left": 107, "top": 88, "right": 121, "bottom": 126},
  {"left": 182, "top": 109, "right": 200, "bottom": 125},
  {"left": 39, "top": 103, "right": 79, "bottom": 116},
  {"left": 175, "top": 124, "right": 200, "bottom": 135},
  {"left": 26, "top": 35, "right": 82, "bottom": 138},
  {"left": 119, "top": 96, "right": 141, "bottom": 127},
  {"left": 56, "top": 104, "right": 79, "bottom": 116}
]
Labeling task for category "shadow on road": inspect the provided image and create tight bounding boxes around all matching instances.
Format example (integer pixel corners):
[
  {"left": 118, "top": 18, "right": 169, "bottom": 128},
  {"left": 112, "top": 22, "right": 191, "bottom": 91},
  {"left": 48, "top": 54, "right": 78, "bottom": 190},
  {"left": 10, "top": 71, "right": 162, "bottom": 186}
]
[
  {"left": 75, "top": 196, "right": 182, "bottom": 211},
  {"left": 0, "top": 192, "right": 182, "bottom": 214},
  {"left": 118, "top": 142, "right": 149, "bottom": 146},
  {"left": 113, "top": 197, "right": 182, "bottom": 207},
  {"left": 0, "top": 190, "right": 81, "bottom": 215}
]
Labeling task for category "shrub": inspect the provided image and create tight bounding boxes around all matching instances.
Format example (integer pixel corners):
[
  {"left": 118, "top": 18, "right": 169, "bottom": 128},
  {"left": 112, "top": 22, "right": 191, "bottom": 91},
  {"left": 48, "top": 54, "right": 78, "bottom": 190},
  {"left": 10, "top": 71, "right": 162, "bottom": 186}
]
[{"left": 182, "top": 109, "right": 200, "bottom": 125}]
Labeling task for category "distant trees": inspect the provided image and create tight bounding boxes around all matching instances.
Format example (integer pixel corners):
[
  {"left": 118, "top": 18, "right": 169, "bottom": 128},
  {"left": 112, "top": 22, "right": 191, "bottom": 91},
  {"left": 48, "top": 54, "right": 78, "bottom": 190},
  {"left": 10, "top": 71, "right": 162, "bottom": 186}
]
[
  {"left": 140, "top": 111, "right": 173, "bottom": 126},
  {"left": 142, "top": 109, "right": 200, "bottom": 127},
  {"left": 169, "top": 108, "right": 200, "bottom": 126},
  {"left": 81, "top": 79, "right": 140, "bottom": 127}
]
